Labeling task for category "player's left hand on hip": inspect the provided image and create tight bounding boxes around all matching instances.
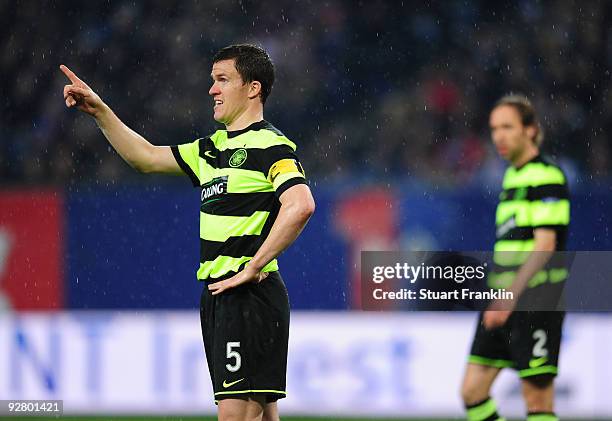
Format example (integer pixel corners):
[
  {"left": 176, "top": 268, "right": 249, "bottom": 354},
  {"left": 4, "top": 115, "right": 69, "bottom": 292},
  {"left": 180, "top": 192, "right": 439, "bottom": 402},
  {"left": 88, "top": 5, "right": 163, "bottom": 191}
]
[
  {"left": 208, "top": 266, "right": 269, "bottom": 295},
  {"left": 482, "top": 309, "right": 512, "bottom": 330}
]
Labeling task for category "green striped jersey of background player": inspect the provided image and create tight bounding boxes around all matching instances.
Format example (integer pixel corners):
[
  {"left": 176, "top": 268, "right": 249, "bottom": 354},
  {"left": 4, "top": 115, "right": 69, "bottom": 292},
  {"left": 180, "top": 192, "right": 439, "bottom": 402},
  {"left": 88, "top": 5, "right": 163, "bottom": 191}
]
[
  {"left": 489, "top": 95, "right": 570, "bottom": 310},
  {"left": 171, "top": 121, "right": 306, "bottom": 281}
]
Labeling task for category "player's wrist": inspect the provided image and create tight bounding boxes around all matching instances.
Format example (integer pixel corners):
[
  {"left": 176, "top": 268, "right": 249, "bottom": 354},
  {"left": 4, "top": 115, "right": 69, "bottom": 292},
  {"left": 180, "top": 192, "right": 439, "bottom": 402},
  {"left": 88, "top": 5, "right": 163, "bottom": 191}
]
[
  {"left": 246, "top": 259, "right": 264, "bottom": 274},
  {"left": 93, "top": 101, "right": 111, "bottom": 121}
]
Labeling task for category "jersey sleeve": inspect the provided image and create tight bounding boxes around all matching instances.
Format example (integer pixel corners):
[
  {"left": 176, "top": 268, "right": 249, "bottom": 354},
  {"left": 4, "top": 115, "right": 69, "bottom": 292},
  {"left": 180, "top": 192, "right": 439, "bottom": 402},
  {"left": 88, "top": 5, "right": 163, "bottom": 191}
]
[
  {"left": 170, "top": 138, "right": 201, "bottom": 187},
  {"left": 259, "top": 144, "right": 307, "bottom": 197},
  {"left": 529, "top": 180, "right": 570, "bottom": 228}
]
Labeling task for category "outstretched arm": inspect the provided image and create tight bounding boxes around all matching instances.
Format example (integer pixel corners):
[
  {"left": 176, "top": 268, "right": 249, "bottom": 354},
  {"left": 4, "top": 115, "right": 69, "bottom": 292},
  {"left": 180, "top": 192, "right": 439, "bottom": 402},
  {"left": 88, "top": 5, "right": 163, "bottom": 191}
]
[{"left": 60, "top": 64, "right": 179, "bottom": 174}]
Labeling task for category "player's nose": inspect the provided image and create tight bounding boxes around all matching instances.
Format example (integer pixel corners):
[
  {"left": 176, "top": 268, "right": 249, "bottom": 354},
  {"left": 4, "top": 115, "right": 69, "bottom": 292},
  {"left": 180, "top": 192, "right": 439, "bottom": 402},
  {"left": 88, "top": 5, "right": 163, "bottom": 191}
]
[{"left": 209, "top": 83, "right": 220, "bottom": 96}]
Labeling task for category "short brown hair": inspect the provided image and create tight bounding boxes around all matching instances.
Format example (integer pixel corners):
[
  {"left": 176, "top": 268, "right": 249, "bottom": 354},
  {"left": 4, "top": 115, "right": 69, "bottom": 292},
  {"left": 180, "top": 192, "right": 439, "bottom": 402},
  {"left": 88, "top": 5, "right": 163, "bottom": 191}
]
[
  {"left": 494, "top": 94, "right": 544, "bottom": 146},
  {"left": 213, "top": 44, "right": 275, "bottom": 104}
]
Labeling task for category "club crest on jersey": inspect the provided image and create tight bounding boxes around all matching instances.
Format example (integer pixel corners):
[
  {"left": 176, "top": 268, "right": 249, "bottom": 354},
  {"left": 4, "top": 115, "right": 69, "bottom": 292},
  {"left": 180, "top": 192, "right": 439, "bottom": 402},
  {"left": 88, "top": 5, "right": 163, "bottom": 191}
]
[
  {"left": 201, "top": 176, "right": 228, "bottom": 204},
  {"left": 229, "top": 149, "right": 248, "bottom": 168}
]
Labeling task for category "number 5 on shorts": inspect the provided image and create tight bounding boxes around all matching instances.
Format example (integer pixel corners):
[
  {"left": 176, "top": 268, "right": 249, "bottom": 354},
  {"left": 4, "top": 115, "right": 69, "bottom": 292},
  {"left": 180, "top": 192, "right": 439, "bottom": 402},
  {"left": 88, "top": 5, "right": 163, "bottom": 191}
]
[{"left": 226, "top": 342, "right": 242, "bottom": 372}]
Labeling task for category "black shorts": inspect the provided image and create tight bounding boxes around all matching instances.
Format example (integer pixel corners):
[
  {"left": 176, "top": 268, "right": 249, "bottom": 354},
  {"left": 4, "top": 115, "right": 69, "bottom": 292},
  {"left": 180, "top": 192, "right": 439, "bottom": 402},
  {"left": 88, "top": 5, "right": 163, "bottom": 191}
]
[
  {"left": 469, "top": 311, "right": 564, "bottom": 378},
  {"left": 200, "top": 271, "right": 290, "bottom": 402}
]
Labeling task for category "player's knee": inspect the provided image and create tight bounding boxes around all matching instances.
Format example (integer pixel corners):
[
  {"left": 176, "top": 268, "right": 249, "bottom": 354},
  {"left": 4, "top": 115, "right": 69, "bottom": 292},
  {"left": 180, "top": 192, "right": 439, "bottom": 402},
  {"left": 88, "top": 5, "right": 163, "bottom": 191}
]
[
  {"left": 218, "top": 411, "right": 263, "bottom": 421},
  {"left": 261, "top": 401, "right": 280, "bottom": 421},
  {"left": 261, "top": 413, "right": 280, "bottom": 421},
  {"left": 218, "top": 399, "right": 263, "bottom": 421},
  {"left": 217, "top": 411, "right": 244, "bottom": 421},
  {"left": 461, "top": 380, "right": 488, "bottom": 405},
  {"left": 522, "top": 375, "right": 555, "bottom": 412}
]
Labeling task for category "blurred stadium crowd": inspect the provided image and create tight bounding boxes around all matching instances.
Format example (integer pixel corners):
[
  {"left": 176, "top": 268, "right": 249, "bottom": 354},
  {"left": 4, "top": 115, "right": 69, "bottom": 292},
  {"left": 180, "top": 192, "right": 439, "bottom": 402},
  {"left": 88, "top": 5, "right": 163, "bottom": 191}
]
[{"left": 2, "top": 0, "right": 611, "bottom": 186}]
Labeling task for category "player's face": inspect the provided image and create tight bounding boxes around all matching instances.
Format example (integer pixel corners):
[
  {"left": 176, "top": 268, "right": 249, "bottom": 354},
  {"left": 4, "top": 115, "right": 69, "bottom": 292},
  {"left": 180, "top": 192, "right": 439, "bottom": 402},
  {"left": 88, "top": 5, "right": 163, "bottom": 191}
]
[
  {"left": 489, "top": 105, "right": 532, "bottom": 162},
  {"left": 209, "top": 59, "right": 250, "bottom": 126}
]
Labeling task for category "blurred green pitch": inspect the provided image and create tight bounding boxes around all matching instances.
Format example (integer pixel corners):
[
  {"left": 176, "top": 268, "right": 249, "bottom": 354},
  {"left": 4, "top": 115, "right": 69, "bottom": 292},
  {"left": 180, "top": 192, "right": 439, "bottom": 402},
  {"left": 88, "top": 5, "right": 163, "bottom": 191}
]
[{"left": 5, "top": 417, "right": 596, "bottom": 421}]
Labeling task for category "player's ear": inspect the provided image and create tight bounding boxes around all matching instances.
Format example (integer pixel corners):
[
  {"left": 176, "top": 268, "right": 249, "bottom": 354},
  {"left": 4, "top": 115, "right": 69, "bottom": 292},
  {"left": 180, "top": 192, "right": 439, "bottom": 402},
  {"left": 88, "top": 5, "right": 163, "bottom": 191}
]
[
  {"left": 248, "top": 81, "right": 262, "bottom": 100},
  {"left": 525, "top": 125, "right": 537, "bottom": 143}
]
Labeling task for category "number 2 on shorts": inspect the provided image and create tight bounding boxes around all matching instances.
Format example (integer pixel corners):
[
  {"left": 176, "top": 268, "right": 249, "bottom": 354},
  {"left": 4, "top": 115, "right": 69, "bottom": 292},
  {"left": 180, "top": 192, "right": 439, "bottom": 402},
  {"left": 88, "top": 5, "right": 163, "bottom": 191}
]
[
  {"left": 532, "top": 329, "right": 548, "bottom": 358},
  {"left": 226, "top": 341, "right": 242, "bottom": 372}
]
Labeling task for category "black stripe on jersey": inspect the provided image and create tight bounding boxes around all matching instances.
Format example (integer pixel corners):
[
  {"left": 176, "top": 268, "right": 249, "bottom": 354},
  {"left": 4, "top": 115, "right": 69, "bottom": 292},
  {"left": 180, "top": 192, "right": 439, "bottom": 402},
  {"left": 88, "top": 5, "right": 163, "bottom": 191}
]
[
  {"left": 528, "top": 184, "right": 569, "bottom": 201},
  {"left": 497, "top": 225, "right": 568, "bottom": 242},
  {"left": 501, "top": 184, "right": 569, "bottom": 202},
  {"left": 198, "top": 137, "right": 222, "bottom": 167},
  {"left": 259, "top": 195, "right": 281, "bottom": 240},
  {"left": 200, "top": 235, "right": 262, "bottom": 262},
  {"left": 201, "top": 192, "right": 276, "bottom": 216},
  {"left": 199, "top": 142, "right": 298, "bottom": 174},
  {"left": 257, "top": 146, "right": 302, "bottom": 178},
  {"left": 171, "top": 145, "right": 199, "bottom": 187},
  {"left": 497, "top": 227, "right": 534, "bottom": 241},
  {"left": 532, "top": 224, "right": 568, "bottom": 231},
  {"left": 276, "top": 177, "right": 308, "bottom": 198}
]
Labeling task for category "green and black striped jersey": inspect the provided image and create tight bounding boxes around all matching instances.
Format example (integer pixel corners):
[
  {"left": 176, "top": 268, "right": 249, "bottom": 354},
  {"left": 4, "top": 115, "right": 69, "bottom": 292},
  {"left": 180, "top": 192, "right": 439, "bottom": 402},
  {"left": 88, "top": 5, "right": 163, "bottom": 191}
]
[
  {"left": 489, "top": 155, "right": 570, "bottom": 293},
  {"left": 171, "top": 120, "right": 307, "bottom": 282}
]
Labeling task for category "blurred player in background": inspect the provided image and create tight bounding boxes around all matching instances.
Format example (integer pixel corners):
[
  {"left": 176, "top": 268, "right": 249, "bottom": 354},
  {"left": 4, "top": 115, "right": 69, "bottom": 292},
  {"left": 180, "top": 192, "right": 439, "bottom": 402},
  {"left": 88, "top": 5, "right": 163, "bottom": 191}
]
[
  {"left": 61, "top": 44, "right": 315, "bottom": 421},
  {"left": 460, "top": 95, "right": 570, "bottom": 421}
]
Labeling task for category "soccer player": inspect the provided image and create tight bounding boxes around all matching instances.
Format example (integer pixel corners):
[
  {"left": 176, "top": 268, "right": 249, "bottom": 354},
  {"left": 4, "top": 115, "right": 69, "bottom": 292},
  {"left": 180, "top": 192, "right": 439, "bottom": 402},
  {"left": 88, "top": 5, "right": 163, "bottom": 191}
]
[
  {"left": 460, "top": 95, "right": 570, "bottom": 421},
  {"left": 61, "top": 44, "right": 315, "bottom": 421}
]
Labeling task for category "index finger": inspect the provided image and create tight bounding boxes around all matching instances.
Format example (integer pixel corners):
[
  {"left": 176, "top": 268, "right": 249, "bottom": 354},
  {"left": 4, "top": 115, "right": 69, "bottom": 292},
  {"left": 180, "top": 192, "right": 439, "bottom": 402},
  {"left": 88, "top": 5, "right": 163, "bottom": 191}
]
[{"left": 59, "top": 64, "right": 83, "bottom": 84}]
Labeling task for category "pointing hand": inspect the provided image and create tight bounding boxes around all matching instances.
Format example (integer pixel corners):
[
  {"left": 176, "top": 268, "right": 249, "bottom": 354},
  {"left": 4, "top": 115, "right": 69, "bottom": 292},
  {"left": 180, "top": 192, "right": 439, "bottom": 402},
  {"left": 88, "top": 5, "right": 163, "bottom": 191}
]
[{"left": 60, "top": 64, "right": 105, "bottom": 117}]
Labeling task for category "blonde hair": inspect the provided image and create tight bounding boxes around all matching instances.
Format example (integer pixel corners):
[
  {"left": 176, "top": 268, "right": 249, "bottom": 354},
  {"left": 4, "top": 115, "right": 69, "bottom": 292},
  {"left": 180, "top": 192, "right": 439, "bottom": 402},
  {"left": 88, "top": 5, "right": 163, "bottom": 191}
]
[{"left": 495, "top": 94, "right": 544, "bottom": 146}]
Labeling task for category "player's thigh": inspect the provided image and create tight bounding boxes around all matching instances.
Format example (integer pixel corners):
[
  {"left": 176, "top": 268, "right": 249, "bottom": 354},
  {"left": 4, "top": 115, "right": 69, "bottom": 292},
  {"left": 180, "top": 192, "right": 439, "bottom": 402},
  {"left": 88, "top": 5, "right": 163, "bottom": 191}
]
[
  {"left": 510, "top": 311, "right": 564, "bottom": 379},
  {"left": 461, "top": 363, "right": 501, "bottom": 404},
  {"left": 213, "top": 274, "right": 289, "bottom": 400},
  {"left": 218, "top": 395, "right": 266, "bottom": 421},
  {"left": 200, "top": 287, "right": 216, "bottom": 387},
  {"left": 463, "top": 312, "right": 510, "bottom": 403}
]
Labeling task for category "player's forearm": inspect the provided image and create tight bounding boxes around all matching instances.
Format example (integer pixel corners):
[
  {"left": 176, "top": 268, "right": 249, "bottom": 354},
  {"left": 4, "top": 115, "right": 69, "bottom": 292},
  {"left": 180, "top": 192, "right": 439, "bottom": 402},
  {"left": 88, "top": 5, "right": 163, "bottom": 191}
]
[
  {"left": 509, "top": 229, "right": 557, "bottom": 299},
  {"left": 94, "top": 104, "right": 157, "bottom": 173},
  {"left": 509, "top": 250, "right": 554, "bottom": 298},
  {"left": 248, "top": 200, "right": 314, "bottom": 272}
]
